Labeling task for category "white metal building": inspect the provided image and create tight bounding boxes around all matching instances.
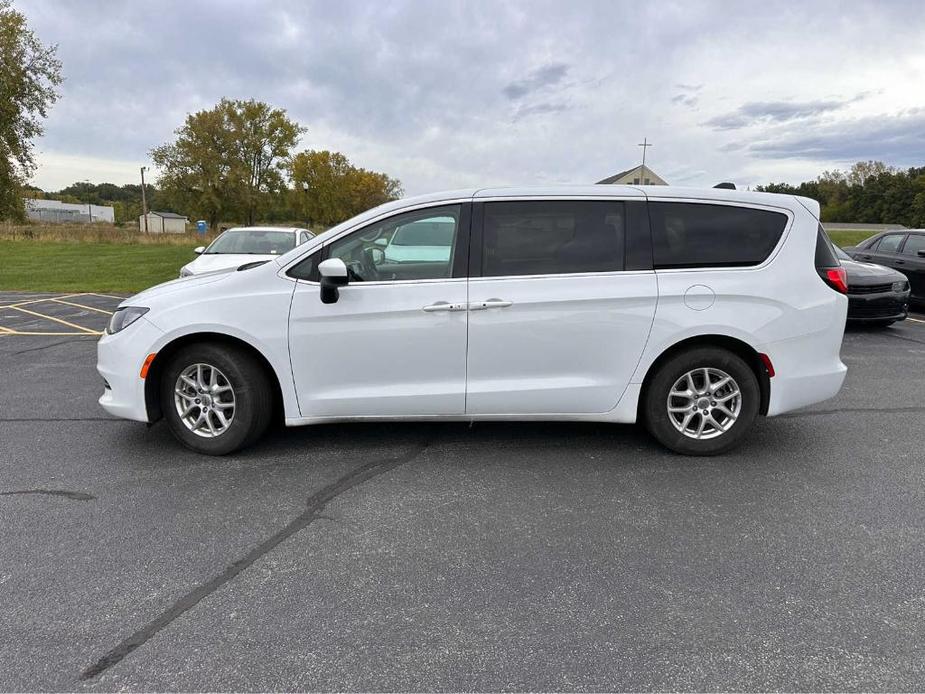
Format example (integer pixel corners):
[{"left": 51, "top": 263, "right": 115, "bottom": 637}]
[
  {"left": 140, "top": 211, "right": 189, "bottom": 234},
  {"left": 24, "top": 198, "right": 115, "bottom": 224}
]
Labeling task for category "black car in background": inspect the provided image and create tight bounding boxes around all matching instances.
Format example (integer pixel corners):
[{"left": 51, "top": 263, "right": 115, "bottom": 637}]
[
  {"left": 834, "top": 246, "right": 910, "bottom": 326},
  {"left": 846, "top": 229, "right": 925, "bottom": 305}
]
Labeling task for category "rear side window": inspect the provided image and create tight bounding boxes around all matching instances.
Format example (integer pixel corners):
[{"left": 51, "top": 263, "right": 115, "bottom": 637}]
[
  {"left": 482, "top": 200, "right": 624, "bottom": 277},
  {"left": 876, "top": 234, "right": 905, "bottom": 253},
  {"left": 649, "top": 202, "right": 788, "bottom": 269},
  {"left": 815, "top": 224, "right": 839, "bottom": 268},
  {"left": 902, "top": 234, "right": 925, "bottom": 256}
]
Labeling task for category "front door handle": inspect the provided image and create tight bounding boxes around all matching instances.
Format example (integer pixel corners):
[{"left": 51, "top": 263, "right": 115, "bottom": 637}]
[
  {"left": 896, "top": 260, "right": 905, "bottom": 265},
  {"left": 422, "top": 301, "right": 466, "bottom": 312},
  {"left": 469, "top": 298, "right": 513, "bottom": 310}
]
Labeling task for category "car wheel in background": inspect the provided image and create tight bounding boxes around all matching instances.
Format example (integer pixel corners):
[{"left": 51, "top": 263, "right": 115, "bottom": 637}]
[
  {"left": 644, "top": 346, "right": 760, "bottom": 456},
  {"left": 160, "top": 343, "right": 272, "bottom": 455}
]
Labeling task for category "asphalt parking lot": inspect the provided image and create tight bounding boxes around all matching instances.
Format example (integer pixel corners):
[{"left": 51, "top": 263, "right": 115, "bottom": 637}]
[{"left": 1, "top": 292, "right": 924, "bottom": 691}]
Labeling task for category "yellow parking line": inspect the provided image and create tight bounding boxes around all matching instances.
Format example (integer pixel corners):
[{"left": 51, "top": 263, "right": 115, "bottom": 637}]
[
  {"left": 49, "top": 298, "right": 115, "bottom": 315},
  {"left": 0, "top": 324, "right": 13, "bottom": 333},
  {"left": 908, "top": 317, "right": 925, "bottom": 324},
  {"left": 84, "top": 292, "right": 125, "bottom": 300},
  {"left": 8, "top": 306, "right": 101, "bottom": 334},
  {"left": 0, "top": 330, "right": 99, "bottom": 336},
  {"left": 6, "top": 294, "right": 80, "bottom": 309}
]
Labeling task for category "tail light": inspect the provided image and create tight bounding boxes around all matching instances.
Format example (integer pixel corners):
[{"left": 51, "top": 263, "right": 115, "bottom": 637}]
[{"left": 820, "top": 266, "right": 848, "bottom": 294}]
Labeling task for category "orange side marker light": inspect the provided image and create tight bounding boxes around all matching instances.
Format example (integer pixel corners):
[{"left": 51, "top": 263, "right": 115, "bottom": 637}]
[{"left": 140, "top": 353, "right": 157, "bottom": 379}]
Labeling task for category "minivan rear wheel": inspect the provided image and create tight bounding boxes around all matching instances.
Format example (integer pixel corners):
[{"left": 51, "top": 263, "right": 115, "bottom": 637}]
[
  {"left": 644, "top": 347, "right": 759, "bottom": 455},
  {"left": 160, "top": 343, "right": 272, "bottom": 455}
]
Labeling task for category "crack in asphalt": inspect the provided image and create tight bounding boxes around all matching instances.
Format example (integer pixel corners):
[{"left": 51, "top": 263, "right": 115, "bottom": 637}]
[
  {"left": 780, "top": 405, "right": 925, "bottom": 418},
  {"left": 0, "top": 417, "right": 118, "bottom": 422},
  {"left": 3, "top": 338, "right": 97, "bottom": 356},
  {"left": 0, "top": 489, "right": 95, "bottom": 501},
  {"left": 78, "top": 441, "right": 429, "bottom": 682}
]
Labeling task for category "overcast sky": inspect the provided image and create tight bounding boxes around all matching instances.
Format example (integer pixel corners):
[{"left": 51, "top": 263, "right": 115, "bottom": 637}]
[{"left": 18, "top": 0, "right": 925, "bottom": 194}]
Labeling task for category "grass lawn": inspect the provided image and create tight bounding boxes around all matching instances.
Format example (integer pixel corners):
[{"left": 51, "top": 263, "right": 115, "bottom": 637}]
[
  {"left": 826, "top": 230, "right": 877, "bottom": 248},
  {"left": 0, "top": 241, "right": 199, "bottom": 293}
]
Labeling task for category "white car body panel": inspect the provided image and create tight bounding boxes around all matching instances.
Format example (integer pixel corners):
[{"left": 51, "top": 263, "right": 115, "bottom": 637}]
[
  {"left": 97, "top": 185, "right": 847, "bottom": 440},
  {"left": 289, "top": 278, "right": 468, "bottom": 417},
  {"left": 465, "top": 271, "right": 657, "bottom": 414}
]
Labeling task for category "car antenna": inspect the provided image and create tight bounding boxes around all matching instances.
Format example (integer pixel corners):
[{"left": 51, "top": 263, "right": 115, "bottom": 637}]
[{"left": 714, "top": 182, "right": 736, "bottom": 189}]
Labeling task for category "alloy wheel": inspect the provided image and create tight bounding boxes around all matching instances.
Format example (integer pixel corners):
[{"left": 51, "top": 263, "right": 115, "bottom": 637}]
[
  {"left": 667, "top": 367, "right": 741, "bottom": 440},
  {"left": 173, "top": 363, "right": 236, "bottom": 438}
]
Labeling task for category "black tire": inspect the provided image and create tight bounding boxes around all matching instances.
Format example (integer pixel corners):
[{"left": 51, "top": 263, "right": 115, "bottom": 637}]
[
  {"left": 160, "top": 343, "right": 273, "bottom": 455},
  {"left": 643, "top": 347, "right": 760, "bottom": 456}
]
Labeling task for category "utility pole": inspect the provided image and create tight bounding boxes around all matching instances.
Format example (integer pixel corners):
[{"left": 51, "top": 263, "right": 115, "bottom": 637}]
[
  {"left": 637, "top": 138, "right": 653, "bottom": 184},
  {"left": 140, "top": 166, "right": 149, "bottom": 233},
  {"left": 84, "top": 179, "right": 92, "bottom": 222}
]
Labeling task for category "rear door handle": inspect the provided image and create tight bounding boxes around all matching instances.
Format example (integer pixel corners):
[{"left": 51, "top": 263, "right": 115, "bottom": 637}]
[
  {"left": 469, "top": 298, "right": 513, "bottom": 310},
  {"left": 422, "top": 301, "right": 466, "bottom": 312},
  {"left": 896, "top": 260, "right": 906, "bottom": 265}
]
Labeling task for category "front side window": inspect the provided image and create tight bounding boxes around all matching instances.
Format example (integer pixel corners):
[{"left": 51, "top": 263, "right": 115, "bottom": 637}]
[
  {"left": 327, "top": 205, "right": 460, "bottom": 282},
  {"left": 649, "top": 202, "right": 788, "bottom": 269},
  {"left": 875, "top": 234, "right": 905, "bottom": 253},
  {"left": 481, "top": 200, "right": 625, "bottom": 277},
  {"left": 900, "top": 234, "right": 925, "bottom": 256},
  {"left": 206, "top": 229, "right": 297, "bottom": 255}
]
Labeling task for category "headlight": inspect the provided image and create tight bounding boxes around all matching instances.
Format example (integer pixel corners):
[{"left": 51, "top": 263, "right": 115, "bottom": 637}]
[
  {"left": 107, "top": 306, "right": 149, "bottom": 334},
  {"left": 893, "top": 280, "right": 909, "bottom": 292}
]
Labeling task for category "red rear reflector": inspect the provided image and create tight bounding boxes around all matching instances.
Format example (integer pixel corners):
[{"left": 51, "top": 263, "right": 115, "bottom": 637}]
[
  {"left": 823, "top": 267, "right": 848, "bottom": 294},
  {"left": 140, "top": 353, "right": 157, "bottom": 379},
  {"left": 759, "top": 353, "right": 775, "bottom": 378}
]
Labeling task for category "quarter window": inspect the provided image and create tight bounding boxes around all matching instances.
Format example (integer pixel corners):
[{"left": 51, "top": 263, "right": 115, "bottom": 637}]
[
  {"left": 649, "top": 202, "right": 788, "bottom": 269},
  {"left": 327, "top": 205, "right": 460, "bottom": 282},
  {"left": 900, "top": 234, "right": 925, "bottom": 256},
  {"left": 481, "top": 200, "right": 625, "bottom": 277}
]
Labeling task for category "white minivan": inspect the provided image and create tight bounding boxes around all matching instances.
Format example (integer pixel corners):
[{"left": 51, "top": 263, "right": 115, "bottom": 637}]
[{"left": 97, "top": 186, "right": 848, "bottom": 456}]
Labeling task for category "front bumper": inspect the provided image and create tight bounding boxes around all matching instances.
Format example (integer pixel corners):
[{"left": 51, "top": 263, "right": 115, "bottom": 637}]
[
  {"left": 847, "top": 291, "right": 910, "bottom": 322},
  {"left": 97, "top": 317, "right": 165, "bottom": 422}
]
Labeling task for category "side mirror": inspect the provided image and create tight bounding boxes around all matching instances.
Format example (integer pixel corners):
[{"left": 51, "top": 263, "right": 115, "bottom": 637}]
[
  {"left": 374, "top": 238, "right": 388, "bottom": 247},
  {"left": 194, "top": 246, "right": 205, "bottom": 255},
  {"left": 318, "top": 258, "right": 348, "bottom": 304}
]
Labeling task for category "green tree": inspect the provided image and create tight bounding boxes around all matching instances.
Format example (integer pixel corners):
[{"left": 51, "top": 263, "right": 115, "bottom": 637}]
[
  {"left": 0, "top": 0, "right": 62, "bottom": 220},
  {"left": 288, "top": 150, "right": 402, "bottom": 227},
  {"left": 151, "top": 98, "right": 304, "bottom": 230}
]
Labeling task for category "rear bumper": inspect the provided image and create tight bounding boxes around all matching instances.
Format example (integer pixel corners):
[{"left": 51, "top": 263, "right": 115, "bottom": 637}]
[{"left": 764, "top": 295, "right": 848, "bottom": 416}]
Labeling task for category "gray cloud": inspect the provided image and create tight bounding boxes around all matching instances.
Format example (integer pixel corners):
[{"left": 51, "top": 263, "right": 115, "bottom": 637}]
[
  {"left": 703, "top": 96, "right": 865, "bottom": 130},
  {"left": 512, "top": 101, "right": 571, "bottom": 122},
  {"left": 672, "top": 94, "right": 699, "bottom": 108},
  {"left": 502, "top": 63, "right": 570, "bottom": 100},
  {"left": 739, "top": 110, "right": 925, "bottom": 164}
]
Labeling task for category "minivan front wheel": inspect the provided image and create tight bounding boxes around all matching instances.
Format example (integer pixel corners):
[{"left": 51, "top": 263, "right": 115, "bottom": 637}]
[
  {"left": 160, "top": 343, "right": 272, "bottom": 455},
  {"left": 644, "top": 347, "right": 759, "bottom": 455}
]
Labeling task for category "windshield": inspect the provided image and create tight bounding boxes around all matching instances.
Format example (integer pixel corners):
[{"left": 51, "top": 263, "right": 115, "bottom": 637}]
[{"left": 206, "top": 229, "right": 295, "bottom": 255}]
